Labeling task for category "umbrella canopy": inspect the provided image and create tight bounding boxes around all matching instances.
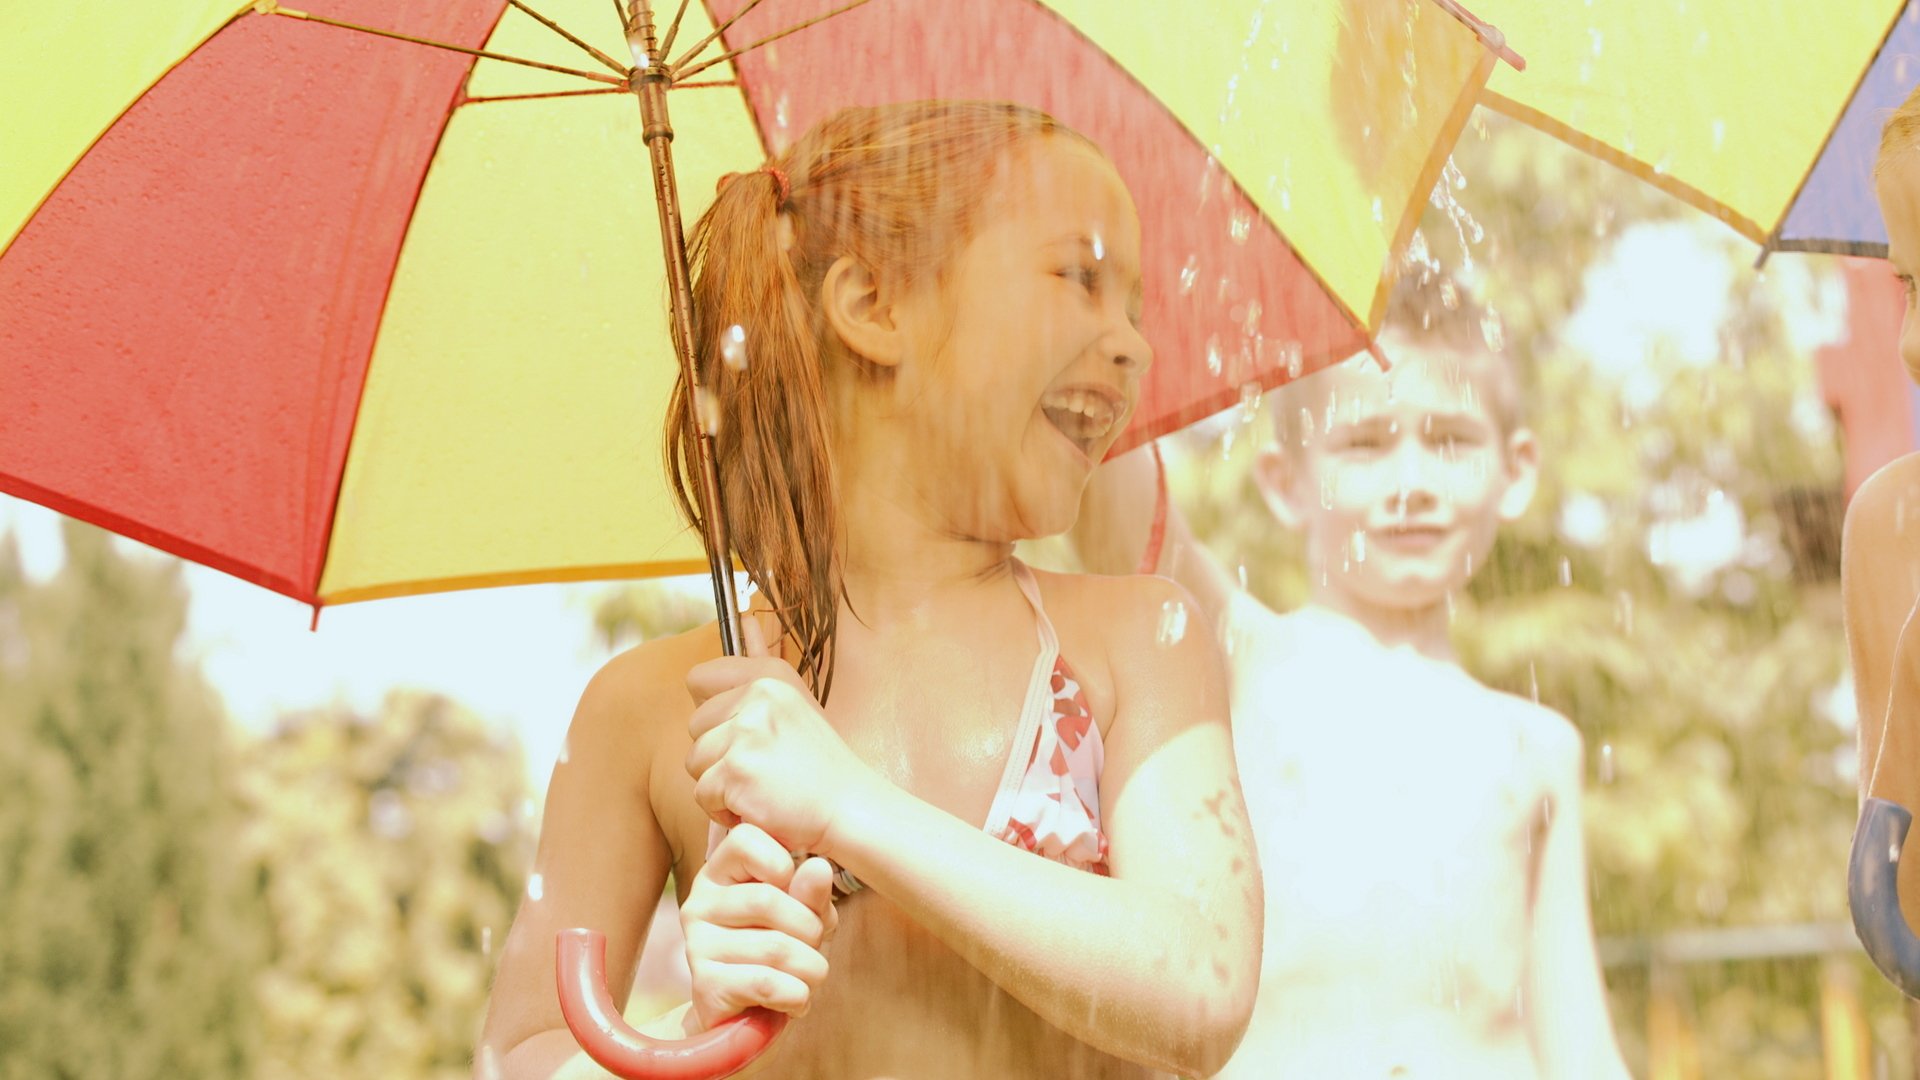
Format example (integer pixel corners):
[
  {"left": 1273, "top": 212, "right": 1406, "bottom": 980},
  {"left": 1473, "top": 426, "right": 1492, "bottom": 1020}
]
[
  {"left": 1, "top": 0, "right": 1505, "bottom": 610},
  {"left": 1775, "top": 0, "right": 1920, "bottom": 257},
  {"left": 1463, "top": 0, "right": 1907, "bottom": 254}
]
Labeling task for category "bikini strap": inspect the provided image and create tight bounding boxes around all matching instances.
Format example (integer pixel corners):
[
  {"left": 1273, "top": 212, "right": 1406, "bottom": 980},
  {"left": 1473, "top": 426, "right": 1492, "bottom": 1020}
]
[{"left": 982, "top": 562, "right": 1064, "bottom": 838}]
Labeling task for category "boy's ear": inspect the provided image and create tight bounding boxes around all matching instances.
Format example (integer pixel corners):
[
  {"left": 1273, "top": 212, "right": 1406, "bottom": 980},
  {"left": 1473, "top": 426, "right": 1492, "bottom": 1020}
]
[
  {"left": 1252, "top": 446, "right": 1309, "bottom": 532},
  {"left": 820, "top": 255, "right": 907, "bottom": 367},
  {"left": 1497, "top": 428, "right": 1541, "bottom": 522}
]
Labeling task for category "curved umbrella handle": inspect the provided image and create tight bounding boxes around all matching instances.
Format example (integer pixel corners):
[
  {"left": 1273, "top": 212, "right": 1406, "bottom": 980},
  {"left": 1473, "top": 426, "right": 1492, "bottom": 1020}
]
[
  {"left": 556, "top": 929, "right": 786, "bottom": 1080},
  {"left": 1850, "top": 798, "right": 1920, "bottom": 997}
]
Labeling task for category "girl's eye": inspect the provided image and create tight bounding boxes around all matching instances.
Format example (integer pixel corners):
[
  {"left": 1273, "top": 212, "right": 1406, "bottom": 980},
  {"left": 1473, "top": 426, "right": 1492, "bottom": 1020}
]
[{"left": 1059, "top": 266, "right": 1099, "bottom": 292}]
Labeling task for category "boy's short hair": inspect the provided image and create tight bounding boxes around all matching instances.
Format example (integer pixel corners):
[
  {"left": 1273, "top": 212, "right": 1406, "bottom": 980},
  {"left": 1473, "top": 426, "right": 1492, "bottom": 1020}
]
[{"left": 1269, "top": 271, "right": 1524, "bottom": 453}]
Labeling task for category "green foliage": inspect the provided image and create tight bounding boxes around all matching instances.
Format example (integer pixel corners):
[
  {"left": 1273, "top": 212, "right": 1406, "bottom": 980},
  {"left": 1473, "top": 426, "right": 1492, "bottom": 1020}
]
[
  {"left": 0, "top": 522, "right": 265, "bottom": 1080},
  {"left": 238, "top": 691, "right": 535, "bottom": 1080}
]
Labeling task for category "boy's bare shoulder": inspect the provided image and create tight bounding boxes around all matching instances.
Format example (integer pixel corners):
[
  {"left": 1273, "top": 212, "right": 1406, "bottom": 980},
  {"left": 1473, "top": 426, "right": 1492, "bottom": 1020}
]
[{"left": 1470, "top": 677, "right": 1585, "bottom": 780}]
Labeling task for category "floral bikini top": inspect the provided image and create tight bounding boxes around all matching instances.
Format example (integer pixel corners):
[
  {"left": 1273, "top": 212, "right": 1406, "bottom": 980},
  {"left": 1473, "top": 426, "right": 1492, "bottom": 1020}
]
[
  {"left": 781, "top": 561, "right": 1109, "bottom": 896},
  {"left": 979, "top": 561, "right": 1110, "bottom": 874}
]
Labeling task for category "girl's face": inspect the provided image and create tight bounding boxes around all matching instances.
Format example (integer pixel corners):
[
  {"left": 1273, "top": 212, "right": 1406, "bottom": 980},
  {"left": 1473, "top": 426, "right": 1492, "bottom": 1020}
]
[
  {"left": 886, "top": 137, "right": 1152, "bottom": 541},
  {"left": 1876, "top": 148, "right": 1920, "bottom": 385}
]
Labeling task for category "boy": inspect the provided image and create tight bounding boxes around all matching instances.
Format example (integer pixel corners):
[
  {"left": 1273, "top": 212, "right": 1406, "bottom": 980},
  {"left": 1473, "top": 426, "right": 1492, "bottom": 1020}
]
[{"left": 1072, "top": 276, "right": 1628, "bottom": 1078}]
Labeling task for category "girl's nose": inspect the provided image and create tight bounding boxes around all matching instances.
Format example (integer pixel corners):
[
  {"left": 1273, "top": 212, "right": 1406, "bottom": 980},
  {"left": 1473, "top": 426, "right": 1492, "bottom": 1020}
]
[{"left": 1108, "top": 316, "right": 1154, "bottom": 375}]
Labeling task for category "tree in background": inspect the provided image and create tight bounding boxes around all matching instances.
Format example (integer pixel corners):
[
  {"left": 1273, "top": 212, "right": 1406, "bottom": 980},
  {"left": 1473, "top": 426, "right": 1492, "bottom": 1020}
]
[
  {"left": 238, "top": 690, "right": 535, "bottom": 1080},
  {"left": 0, "top": 521, "right": 265, "bottom": 1080}
]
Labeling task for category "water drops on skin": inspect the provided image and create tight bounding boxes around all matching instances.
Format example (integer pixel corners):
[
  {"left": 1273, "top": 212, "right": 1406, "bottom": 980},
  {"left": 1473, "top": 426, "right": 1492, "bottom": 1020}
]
[
  {"left": 721, "top": 324, "right": 749, "bottom": 371},
  {"left": 1156, "top": 599, "right": 1189, "bottom": 646},
  {"left": 1349, "top": 530, "right": 1367, "bottom": 565},
  {"left": 1090, "top": 232, "right": 1105, "bottom": 262}
]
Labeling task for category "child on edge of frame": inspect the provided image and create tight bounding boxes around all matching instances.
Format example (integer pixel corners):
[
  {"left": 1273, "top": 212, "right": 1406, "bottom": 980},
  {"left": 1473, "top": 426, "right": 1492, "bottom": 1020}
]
[
  {"left": 1069, "top": 272, "right": 1629, "bottom": 1079},
  {"left": 475, "top": 99, "right": 1264, "bottom": 1079}
]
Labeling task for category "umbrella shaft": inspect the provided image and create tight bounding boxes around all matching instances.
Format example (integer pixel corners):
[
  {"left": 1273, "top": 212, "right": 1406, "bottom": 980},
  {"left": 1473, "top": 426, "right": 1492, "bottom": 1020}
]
[{"left": 630, "top": 0, "right": 745, "bottom": 658}]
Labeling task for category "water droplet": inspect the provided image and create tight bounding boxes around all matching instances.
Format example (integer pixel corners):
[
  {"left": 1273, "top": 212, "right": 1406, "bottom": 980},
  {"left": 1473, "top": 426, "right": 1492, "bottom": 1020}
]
[
  {"left": 1206, "top": 336, "right": 1224, "bottom": 377},
  {"left": 1558, "top": 557, "right": 1572, "bottom": 587},
  {"left": 1350, "top": 530, "right": 1367, "bottom": 564},
  {"left": 775, "top": 93, "right": 790, "bottom": 131},
  {"left": 481, "top": 925, "right": 493, "bottom": 957},
  {"left": 1710, "top": 118, "right": 1726, "bottom": 151},
  {"left": 1480, "top": 310, "right": 1505, "bottom": 353},
  {"left": 1091, "top": 232, "right": 1106, "bottom": 262},
  {"left": 1229, "top": 211, "right": 1252, "bottom": 244},
  {"left": 1371, "top": 197, "right": 1384, "bottom": 224},
  {"left": 557, "top": 737, "right": 571, "bottom": 766},
  {"left": 721, "top": 324, "right": 749, "bottom": 371},
  {"left": 695, "top": 387, "right": 724, "bottom": 436},
  {"left": 526, "top": 873, "right": 545, "bottom": 901},
  {"left": 1179, "top": 255, "right": 1199, "bottom": 294},
  {"left": 1439, "top": 279, "right": 1459, "bottom": 309},
  {"left": 1156, "top": 600, "right": 1189, "bottom": 645},
  {"left": 1241, "top": 299, "right": 1262, "bottom": 336},
  {"left": 1598, "top": 744, "right": 1615, "bottom": 784},
  {"left": 475, "top": 1045, "right": 504, "bottom": 1080},
  {"left": 1283, "top": 342, "right": 1304, "bottom": 380},
  {"left": 1238, "top": 381, "right": 1262, "bottom": 421}
]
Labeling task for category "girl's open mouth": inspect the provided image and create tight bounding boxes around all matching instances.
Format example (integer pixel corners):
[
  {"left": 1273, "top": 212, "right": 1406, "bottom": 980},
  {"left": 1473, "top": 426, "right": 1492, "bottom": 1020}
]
[{"left": 1040, "top": 386, "right": 1124, "bottom": 460}]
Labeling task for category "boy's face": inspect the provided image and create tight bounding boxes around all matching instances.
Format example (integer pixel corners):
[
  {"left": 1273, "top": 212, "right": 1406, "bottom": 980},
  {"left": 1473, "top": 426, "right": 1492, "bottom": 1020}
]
[{"left": 1257, "top": 339, "right": 1537, "bottom": 613}]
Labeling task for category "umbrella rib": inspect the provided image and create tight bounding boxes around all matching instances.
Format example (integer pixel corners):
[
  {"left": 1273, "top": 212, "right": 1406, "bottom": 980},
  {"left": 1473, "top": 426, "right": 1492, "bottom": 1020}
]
[
  {"left": 659, "top": 0, "right": 695, "bottom": 62},
  {"left": 676, "top": 0, "right": 878, "bottom": 83},
  {"left": 463, "top": 87, "right": 631, "bottom": 105},
  {"left": 669, "top": 0, "right": 768, "bottom": 73},
  {"left": 263, "top": 5, "right": 628, "bottom": 86},
  {"left": 506, "top": 0, "right": 631, "bottom": 75}
]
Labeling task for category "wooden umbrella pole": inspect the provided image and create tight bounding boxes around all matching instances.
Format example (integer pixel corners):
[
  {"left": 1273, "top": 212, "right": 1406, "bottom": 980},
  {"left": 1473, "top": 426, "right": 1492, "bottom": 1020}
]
[{"left": 627, "top": 0, "right": 746, "bottom": 658}]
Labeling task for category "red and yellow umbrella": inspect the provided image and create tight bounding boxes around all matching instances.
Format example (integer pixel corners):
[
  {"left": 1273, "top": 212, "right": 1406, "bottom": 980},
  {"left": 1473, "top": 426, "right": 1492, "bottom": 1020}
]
[{"left": 1, "top": 0, "right": 1511, "bottom": 615}]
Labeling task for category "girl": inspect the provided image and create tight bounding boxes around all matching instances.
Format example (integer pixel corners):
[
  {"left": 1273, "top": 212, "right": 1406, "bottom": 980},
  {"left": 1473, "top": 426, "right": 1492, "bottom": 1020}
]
[
  {"left": 477, "top": 101, "right": 1261, "bottom": 1078},
  {"left": 1851, "top": 83, "right": 1920, "bottom": 935}
]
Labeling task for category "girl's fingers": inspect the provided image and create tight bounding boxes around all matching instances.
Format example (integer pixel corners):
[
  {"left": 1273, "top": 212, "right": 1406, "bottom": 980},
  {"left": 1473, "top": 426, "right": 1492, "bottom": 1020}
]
[
  {"left": 741, "top": 609, "right": 769, "bottom": 658},
  {"left": 693, "top": 881, "right": 827, "bottom": 946},
  {"left": 703, "top": 823, "right": 795, "bottom": 889},
  {"left": 686, "top": 656, "right": 797, "bottom": 708},
  {"left": 685, "top": 927, "right": 829, "bottom": 988},
  {"left": 691, "top": 962, "right": 816, "bottom": 1023},
  {"left": 692, "top": 763, "right": 743, "bottom": 832},
  {"left": 789, "top": 857, "right": 839, "bottom": 943},
  {"left": 685, "top": 704, "right": 739, "bottom": 778}
]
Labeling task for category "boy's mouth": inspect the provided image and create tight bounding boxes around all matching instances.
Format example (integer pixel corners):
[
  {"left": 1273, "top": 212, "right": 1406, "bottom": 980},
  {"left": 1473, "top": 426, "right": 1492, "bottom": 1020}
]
[
  {"left": 1373, "top": 524, "right": 1449, "bottom": 552},
  {"left": 1040, "top": 386, "right": 1125, "bottom": 460}
]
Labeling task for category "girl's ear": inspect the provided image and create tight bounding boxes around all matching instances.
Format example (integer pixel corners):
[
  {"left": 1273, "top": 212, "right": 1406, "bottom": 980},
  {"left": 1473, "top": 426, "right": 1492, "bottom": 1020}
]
[
  {"left": 821, "top": 255, "right": 907, "bottom": 368},
  {"left": 1252, "top": 446, "right": 1309, "bottom": 532},
  {"left": 1497, "top": 428, "right": 1541, "bottom": 522}
]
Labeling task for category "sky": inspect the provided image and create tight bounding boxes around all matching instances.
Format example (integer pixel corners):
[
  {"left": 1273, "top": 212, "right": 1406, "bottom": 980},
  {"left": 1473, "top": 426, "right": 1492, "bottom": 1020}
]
[{"left": 0, "top": 211, "right": 1854, "bottom": 797}]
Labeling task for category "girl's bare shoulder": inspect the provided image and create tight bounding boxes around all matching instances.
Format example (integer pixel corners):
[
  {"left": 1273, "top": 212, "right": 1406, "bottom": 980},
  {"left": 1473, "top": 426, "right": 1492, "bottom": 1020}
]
[
  {"left": 1845, "top": 453, "right": 1920, "bottom": 576},
  {"left": 569, "top": 622, "right": 723, "bottom": 768}
]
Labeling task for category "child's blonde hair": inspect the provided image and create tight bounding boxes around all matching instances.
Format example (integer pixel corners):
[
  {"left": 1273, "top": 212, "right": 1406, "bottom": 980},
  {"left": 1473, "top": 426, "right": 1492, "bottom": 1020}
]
[
  {"left": 1269, "top": 272, "right": 1523, "bottom": 454},
  {"left": 665, "top": 100, "right": 1092, "bottom": 697},
  {"left": 1879, "top": 81, "right": 1920, "bottom": 177}
]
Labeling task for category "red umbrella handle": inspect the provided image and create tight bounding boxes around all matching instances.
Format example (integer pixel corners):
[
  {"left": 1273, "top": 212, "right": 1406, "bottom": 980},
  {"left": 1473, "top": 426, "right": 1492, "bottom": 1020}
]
[{"left": 556, "top": 929, "right": 785, "bottom": 1079}]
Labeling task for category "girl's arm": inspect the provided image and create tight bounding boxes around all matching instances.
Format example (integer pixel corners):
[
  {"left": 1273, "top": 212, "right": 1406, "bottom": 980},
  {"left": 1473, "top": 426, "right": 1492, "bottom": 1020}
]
[
  {"left": 476, "top": 651, "right": 680, "bottom": 1078},
  {"left": 1069, "top": 444, "right": 1240, "bottom": 634},
  {"left": 688, "top": 577, "right": 1262, "bottom": 1076},
  {"left": 1524, "top": 719, "right": 1631, "bottom": 1080}
]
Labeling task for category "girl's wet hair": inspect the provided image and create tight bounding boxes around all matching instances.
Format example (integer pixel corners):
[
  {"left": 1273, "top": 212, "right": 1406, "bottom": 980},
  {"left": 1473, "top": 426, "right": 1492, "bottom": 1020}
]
[
  {"left": 665, "top": 100, "right": 1087, "bottom": 698},
  {"left": 1879, "top": 82, "right": 1920, "bottom": 177}
]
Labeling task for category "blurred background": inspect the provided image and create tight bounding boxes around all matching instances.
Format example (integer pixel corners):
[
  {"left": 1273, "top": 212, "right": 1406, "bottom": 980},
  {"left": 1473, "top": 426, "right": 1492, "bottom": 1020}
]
[{"left": 2, "top": 41, "right": 1916, "bottom": 1080}]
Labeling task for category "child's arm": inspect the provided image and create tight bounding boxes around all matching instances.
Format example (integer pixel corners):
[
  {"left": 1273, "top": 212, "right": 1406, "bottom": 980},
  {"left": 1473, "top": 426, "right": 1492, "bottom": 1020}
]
[
  {"left": 1524, "top": 718, "right": 1631, "bottom": 1080},
  {"left": 1843, "top": 456, "right": 1920, "bottom": 933},
  {"left": 686, "top": 577, "right": 1262, "bottom": 1076},
  {"left": 477, "top": 644, "right": 831, "bottom": 1078},
  {"left": 1070, "top": 444, "right": 1241, "bottom": 634}
]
